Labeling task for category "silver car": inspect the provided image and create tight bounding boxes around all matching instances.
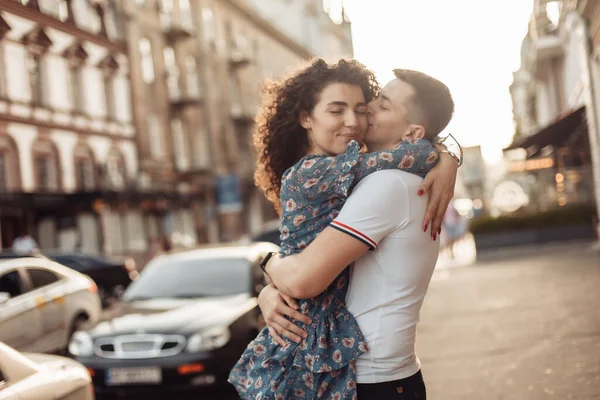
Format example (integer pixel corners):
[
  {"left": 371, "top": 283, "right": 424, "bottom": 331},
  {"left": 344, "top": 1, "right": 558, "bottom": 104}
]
[{"left": 0, "top": 257, "right": 101, "bottom": 354}]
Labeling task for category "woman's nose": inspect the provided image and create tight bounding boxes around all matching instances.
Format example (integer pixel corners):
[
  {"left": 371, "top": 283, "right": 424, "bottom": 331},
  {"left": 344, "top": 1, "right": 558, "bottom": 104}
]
[{"left": 345, "top": 111, "right": 358, "bottom": 127}]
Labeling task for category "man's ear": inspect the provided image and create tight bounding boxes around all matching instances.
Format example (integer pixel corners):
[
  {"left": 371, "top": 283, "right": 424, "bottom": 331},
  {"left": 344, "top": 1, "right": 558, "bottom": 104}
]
[
  {"left": 405, "top": 125, "right": 426, "bottom": 140},
  {"left": 299, "top": 111, "right": 311, "bottom": 130}
]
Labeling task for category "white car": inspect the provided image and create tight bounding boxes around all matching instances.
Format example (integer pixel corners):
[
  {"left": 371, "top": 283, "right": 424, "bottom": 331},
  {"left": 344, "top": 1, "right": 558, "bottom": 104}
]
[
  {"left": 0, "top": 257, "right": 101, "bottom": 354},
  {"left": 0, "top": 341, "right": 94, "bottom": 400}
]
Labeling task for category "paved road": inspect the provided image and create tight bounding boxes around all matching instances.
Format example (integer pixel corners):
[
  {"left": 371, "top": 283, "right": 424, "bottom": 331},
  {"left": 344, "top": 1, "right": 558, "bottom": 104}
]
[
  {"left": 419, "top": 242, "right": 600, "bottom": 400},
  {"left": 98, "top": 241, "right": 600, "bottom": 400}
]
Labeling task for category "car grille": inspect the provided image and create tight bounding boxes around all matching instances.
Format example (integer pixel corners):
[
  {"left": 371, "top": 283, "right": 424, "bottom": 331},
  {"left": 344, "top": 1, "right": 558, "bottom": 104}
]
[{"left": 94, "top": 334, "right": 186, "bottom": 359}]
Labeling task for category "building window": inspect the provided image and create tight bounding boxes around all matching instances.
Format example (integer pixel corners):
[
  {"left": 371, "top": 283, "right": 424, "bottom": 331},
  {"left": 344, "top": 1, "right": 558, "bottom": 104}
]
[
  {"left": 69, "top": 65, "right": 84, "bottom": 114},
  {"left": 0, "top": 44, "right": 6, "bottom": 99},
  {"left": 105, "top": 0, "right": 123, "bottom": 41},
  {"left": 148, "top": 115, "right": 164, "bottom": 158},
  {"left": 184, "top": 56, "right": 199, "bottom": 98},
  {"left": 179, "top": 0, "right": 193, "bottom": 29},
  {"left": 139, "top": 38, "right": 154, "bottom": 84},
  {"left": 0, "top": 136, "right": 19, "bottom": 191},
  {"left": 171, "top": 118, "right": 189, "bottom": 171},
  {"left": 39, "top": 0, "right": 68, "bottom": 20},
  {"left": 98, "top": 54, "right": 119, "bottom": 120},
  {"left": 159, "top": 0, "right": 174, "bottom": 29},
  {"left": 104, "top": 73, "right": 116, "bottom": 119},
  {"left": 33, "top": 141, "right": 59, "bottom": 192},
  {"left": 71, "top": 0, "right": 100, "bottom": 33},
  {"left": 202, "top": 7, "right": 216, "bottom": 49},
  {"left": 163, "top": 46, "right": 180, "bottom": 100},
  {"left": 35, "top": 155, "right": 52, "bottom": 191},
  {"left": 58, "top": 0, "right": 69, "bottom": 21},
  {"left": 106, "top": 150, "right": 125, "bottom": 189},
  {"left": 75, "top": 159, "right": 86, "bottom": 190},
  {"left": 27, "top": 53, "right": 46, "bottom": 107},
  {"left": 75, "top": 157, "right": 95, "bottom": 191},
  {"left": 193, "top": 125, "right": 210, "bottom": 169}
]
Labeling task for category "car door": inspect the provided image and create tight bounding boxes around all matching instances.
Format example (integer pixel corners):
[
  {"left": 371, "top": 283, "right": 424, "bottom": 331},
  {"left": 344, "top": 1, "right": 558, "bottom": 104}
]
[
  {"left": 0, "top": 268, "right": 40, "bottom": 351},
  {"left": 23, "top": 267, "right": 67, "bottom": 353}
]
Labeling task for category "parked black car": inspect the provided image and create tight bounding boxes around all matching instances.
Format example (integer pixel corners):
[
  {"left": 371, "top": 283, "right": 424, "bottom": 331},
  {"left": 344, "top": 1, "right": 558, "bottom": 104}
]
[
  {"left": 68, "top": 242, "right": 277, "bottom": 398},
  {"left": 250, "top": 220, "right": 281, "bottom": 245},
  {"left": 45, "top": 252, "right": 138, "bottom": 304},
  {"left": 0, "top": 250, "right": 137, "bottom": 307}
]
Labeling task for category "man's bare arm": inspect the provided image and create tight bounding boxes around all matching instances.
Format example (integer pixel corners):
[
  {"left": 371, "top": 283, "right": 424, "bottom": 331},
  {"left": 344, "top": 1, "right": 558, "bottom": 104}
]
[{"left": 265, "top": 227, "right": 370, "bottom": 299}]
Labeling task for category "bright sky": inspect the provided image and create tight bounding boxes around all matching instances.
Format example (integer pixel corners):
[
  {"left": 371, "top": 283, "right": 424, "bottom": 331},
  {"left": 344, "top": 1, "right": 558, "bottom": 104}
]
[{"left": 337, "top": 0, "right": 534, "bottom": 164}]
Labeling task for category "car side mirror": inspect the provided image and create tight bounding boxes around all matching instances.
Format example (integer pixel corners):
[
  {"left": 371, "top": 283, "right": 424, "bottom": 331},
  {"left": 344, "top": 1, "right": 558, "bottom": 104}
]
[{"left": 0, "top": 292, "right": 10, "bottom": 304}]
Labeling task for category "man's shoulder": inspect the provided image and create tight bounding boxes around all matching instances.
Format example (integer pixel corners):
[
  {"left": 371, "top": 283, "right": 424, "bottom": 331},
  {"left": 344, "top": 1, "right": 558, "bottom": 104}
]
[{"left": 355, "top": 170, "right": 423, "bottom": 193}]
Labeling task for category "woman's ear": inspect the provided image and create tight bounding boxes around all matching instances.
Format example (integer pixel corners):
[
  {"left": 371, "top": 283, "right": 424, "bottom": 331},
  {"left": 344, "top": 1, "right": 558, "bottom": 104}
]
[{"left": 299, "top": 111, "right": 311, "bottom": 130}]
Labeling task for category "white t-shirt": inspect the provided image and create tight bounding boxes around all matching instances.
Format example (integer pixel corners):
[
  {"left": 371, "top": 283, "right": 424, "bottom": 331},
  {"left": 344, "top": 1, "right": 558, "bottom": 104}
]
[{"left": 331, "top": 170, "right": 440, "bottom": 383}]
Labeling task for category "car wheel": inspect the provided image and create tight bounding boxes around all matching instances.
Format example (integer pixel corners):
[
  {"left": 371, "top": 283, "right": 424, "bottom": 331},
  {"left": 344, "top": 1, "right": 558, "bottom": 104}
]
[{"left": 63, "top": 314, "right": 89, "bottom": 357}]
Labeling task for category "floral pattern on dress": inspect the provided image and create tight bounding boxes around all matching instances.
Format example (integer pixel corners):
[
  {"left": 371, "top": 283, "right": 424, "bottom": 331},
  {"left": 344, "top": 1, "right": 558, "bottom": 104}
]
[{"left": 229, "top": 138, "right": 438, "bottom": 399}]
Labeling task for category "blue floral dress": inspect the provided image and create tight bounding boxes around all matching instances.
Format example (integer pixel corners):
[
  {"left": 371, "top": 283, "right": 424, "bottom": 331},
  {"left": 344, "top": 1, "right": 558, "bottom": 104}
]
[{"left": 229, "top": 138, "right": 438, "bottom": 399}]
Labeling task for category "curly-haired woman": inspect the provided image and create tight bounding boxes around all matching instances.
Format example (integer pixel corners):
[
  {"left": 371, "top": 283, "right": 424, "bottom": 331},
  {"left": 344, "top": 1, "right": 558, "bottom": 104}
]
[{"left": 228, "top": 59, "right": 457, "bottom": 399}]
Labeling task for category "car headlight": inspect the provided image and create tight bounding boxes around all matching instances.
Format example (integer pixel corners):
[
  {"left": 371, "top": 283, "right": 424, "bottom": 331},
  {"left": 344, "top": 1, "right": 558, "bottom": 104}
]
[
  {"left": 68, "top": 331, "right": 94, "bottom": 357},
  {"left": 186, "top": 326, "right": 231, "bottom": 352}
]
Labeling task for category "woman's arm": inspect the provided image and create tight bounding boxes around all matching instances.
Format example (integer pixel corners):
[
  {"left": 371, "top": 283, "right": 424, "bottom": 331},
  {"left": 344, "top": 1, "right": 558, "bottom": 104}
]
[
  {"left": 418, "top": 141, "right": 461, "bottom": 238},
  {"left": 354, "top": 138, "right": 439, "bottom": 180},
  {"left": 284, "top": 139, "right": 439, "bottom": 204}
]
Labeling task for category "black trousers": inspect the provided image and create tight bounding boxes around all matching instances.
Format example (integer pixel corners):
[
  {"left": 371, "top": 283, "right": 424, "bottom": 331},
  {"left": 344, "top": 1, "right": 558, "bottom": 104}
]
[{"left": 356, "top": 370, "right": 426, "bottom": 400}]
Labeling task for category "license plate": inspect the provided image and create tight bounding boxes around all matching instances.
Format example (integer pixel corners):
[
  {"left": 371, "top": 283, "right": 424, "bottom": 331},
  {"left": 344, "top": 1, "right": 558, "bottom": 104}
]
[{"left": 106, "top": 367, "right": 162, "bottom": 386}]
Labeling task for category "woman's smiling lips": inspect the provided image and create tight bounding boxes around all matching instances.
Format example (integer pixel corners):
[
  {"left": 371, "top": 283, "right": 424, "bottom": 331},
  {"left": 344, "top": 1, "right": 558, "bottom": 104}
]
[{"left": 339, "top": 132, "right": 359, "bottom": 139}]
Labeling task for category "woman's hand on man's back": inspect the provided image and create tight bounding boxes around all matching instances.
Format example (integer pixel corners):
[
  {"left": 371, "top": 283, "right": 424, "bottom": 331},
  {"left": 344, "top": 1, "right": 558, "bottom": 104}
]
[{"left": 258, "top": 284, "right": 311, "bottom": 346}]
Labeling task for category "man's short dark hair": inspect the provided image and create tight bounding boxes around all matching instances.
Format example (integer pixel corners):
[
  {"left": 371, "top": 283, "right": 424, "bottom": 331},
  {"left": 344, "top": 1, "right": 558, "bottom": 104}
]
[{"left": 393, "top": 69, "right": 454, "bottom": 140}]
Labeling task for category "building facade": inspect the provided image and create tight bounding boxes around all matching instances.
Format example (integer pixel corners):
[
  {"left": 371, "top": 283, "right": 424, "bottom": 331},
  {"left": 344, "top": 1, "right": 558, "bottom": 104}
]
[
  {"left": 124, "top": 0, "right": 354, "bottom": 245},
  {"left": 506, "top": 0, "right": 598, "bottom": 218},
  {"left": 0, "top": 0, "right": 354, "bottom": 258},
  {"left": 0, "top": 0, "right": 141, "bottom": 255},
  {"left": 567, "top": 0, "right": 600, "bottom": 236}
]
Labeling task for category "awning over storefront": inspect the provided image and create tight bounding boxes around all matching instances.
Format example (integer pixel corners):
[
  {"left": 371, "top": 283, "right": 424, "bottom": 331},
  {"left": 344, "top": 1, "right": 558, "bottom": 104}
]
[
  {"left": 0, "top": 189, "right": 200, "bottom": 216},
  {"left": 504, "top": 106, "right": 586, "bottom": 152}
]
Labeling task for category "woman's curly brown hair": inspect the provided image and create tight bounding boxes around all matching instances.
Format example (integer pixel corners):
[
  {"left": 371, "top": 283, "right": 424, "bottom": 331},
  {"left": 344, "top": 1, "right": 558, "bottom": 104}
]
[{"left": 254, "top": 58, "right": 379, "bottom": 214}]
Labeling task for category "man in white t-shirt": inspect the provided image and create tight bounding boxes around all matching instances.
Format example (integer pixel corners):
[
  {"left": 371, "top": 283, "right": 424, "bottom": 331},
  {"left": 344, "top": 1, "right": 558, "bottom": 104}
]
[{"left": 260, "top": 69, "right": 459, "bottom": 399}]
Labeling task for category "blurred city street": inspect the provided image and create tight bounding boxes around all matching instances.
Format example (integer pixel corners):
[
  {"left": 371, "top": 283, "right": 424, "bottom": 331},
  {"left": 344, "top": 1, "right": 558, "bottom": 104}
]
[
  {"left": 420, "top": 241, "right": 600, "bottom": 400},
  {"left": 1, "top": 0, "right": 600, "bottom": 399}
]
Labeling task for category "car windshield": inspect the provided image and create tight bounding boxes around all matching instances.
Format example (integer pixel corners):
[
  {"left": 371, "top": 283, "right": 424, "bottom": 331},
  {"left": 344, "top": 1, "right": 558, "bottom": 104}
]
[{"left": 123, "top": 257, "right": 250, "bottom": 301}]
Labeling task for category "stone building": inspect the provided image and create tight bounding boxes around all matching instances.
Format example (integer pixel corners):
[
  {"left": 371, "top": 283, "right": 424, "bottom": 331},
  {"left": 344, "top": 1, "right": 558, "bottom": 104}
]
[
  {"left": 506, "top": 0, "right": 598, "bottom": 217},
  {"left": 0, "top": 0, "right": 138, "bottom": 255},
  {"left": 124, "top": 0, "right": 354, "bottom": 244}
]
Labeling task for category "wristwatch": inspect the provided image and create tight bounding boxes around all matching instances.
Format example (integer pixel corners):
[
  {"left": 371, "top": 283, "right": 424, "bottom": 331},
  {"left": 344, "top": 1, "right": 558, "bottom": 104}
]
[
  {"left": 260, "top": 251, "right": 277, "bottom": 274},
  {"left": 439, "top": 149, "right": 462, "bottom": 166},
  {"left": 434, "top": 133, "right": 463, "bottom": 166}
]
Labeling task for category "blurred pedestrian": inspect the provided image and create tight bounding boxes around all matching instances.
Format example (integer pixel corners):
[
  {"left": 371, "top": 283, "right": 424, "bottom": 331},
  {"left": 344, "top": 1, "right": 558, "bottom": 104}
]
[
  {"left": 12, "top": 232, "right": 38, "bottom": 254},
  {"left": 441, "top": 203, "right": 467, "bottom": 258},
  {"left": 146, "top": 235, "right": 172, "bottom": 262}
]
